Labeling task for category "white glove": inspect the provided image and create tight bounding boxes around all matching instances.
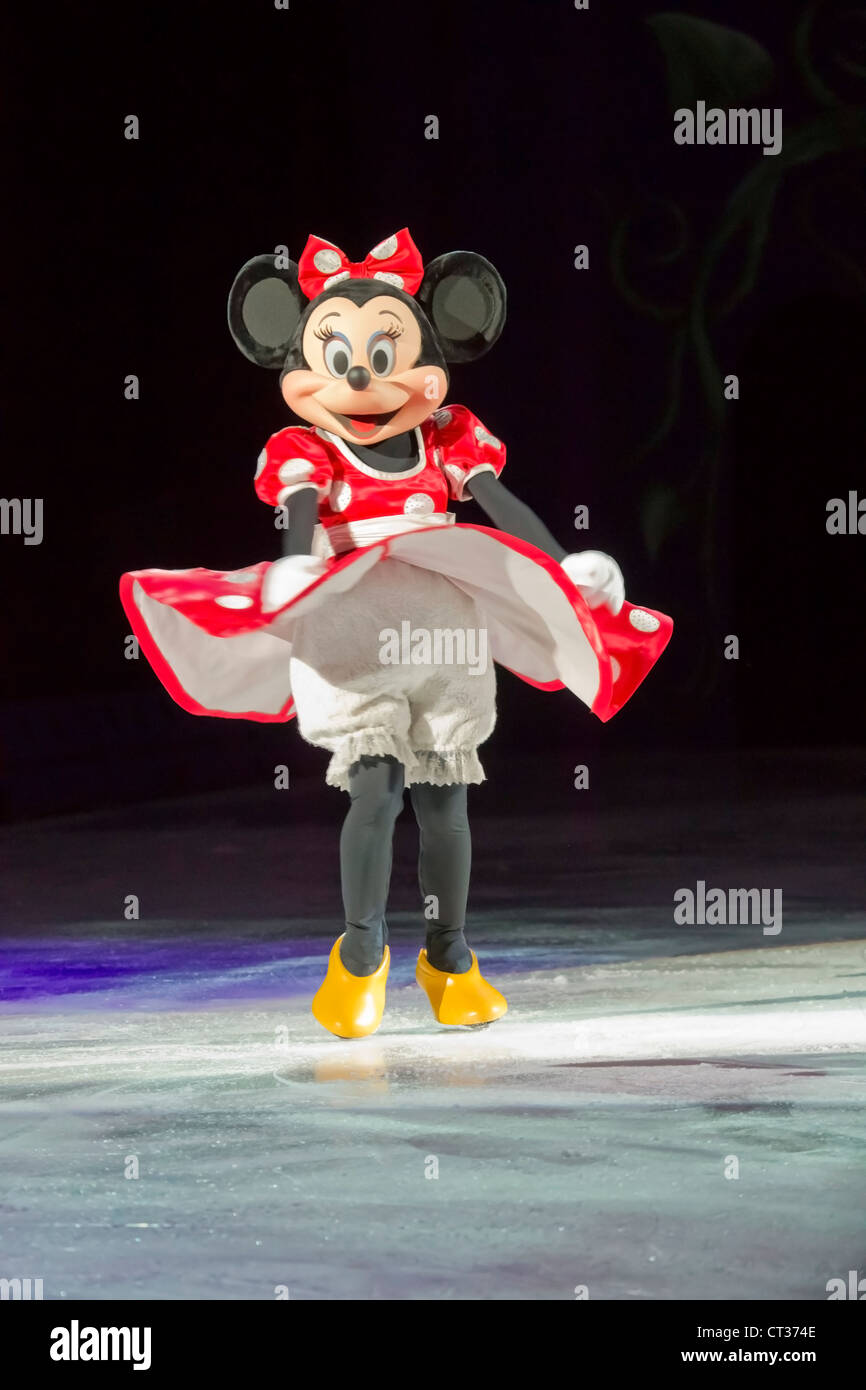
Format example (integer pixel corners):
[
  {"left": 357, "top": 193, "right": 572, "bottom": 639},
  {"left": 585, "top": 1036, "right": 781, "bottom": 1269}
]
[
  {"left": 561, "top": 550, "right": 625, "bottom": 615},
  {"left": 261, "top": 553, "right": 328, "bottom": 614}
]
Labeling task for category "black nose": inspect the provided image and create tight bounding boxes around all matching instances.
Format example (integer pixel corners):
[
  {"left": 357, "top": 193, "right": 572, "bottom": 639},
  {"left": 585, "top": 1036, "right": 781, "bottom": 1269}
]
[{"left": 347, "top": 366, "right": 370, "bottom": 391}]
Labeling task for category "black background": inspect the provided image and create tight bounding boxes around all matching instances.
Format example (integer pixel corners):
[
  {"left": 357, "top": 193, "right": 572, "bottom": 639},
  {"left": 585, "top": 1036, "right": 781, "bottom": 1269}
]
[{"left": 3, "top": 0, "right": 864, "bottom": 817}]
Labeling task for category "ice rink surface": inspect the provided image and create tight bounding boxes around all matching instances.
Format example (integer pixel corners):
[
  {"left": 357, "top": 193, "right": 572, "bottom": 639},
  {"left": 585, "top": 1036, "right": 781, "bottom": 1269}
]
[{"left": 1, "top": 749, "right": 864, "bottom": 1300}]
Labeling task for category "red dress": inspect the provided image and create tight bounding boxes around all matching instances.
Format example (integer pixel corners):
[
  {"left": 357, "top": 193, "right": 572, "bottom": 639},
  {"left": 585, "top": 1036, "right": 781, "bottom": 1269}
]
[{"left": 119, "top": 405, "right": 672, "bottom": 724}]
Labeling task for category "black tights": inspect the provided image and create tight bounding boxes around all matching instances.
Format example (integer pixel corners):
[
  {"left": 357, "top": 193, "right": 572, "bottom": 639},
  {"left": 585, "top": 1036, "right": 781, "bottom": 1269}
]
[{"left": 338, "top": 755, "right": 473, "bottom": 977}]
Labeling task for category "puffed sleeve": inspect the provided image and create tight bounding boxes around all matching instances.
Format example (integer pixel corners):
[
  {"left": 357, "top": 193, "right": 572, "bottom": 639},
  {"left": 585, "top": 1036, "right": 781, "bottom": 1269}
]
[
  {"left": 429, "top": 405, "right": 506, "bottom": 502},
  {"left": 254, "top": 427, "right": 335, "bottom": 508}
]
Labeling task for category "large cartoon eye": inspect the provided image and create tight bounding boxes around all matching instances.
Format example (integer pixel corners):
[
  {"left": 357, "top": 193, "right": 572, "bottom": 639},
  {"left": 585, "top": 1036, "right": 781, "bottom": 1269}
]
[
  {"left": 323, "top": 334, "right": 351, "bottom": 378},
  {"left": 367, "top": 332, "right": 397, "bottom": 378}
]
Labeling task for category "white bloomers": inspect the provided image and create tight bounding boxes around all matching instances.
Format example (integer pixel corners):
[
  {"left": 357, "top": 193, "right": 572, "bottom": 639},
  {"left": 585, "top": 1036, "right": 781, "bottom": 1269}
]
[{"left": 289, "top": 558, "right": 496, "bottom": 791}]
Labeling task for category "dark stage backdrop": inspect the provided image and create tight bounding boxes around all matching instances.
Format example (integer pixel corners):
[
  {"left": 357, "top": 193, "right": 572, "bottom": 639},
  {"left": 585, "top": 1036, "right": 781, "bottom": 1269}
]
[{"left": 2, "top": 0, "right": 864, "bottom": 818}]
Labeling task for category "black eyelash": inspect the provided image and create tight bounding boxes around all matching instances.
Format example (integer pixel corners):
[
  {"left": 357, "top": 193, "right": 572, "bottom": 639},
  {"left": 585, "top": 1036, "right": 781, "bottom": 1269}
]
[{"left": 314, "top": 322, "right": 403, "bottom": 343}]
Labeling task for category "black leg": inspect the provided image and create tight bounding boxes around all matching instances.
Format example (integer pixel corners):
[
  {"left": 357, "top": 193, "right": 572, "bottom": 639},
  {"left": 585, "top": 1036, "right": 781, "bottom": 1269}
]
[
  {"left": 410, "top": 782, "right": 473, "bottom": 974},
  {"left": 339, "top": 755, "right": 405, "bottom": 976}
]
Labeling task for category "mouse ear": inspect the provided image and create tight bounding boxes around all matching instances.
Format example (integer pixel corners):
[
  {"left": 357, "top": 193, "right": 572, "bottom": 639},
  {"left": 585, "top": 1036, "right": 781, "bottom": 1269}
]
[
  {"left": 227, "top": 255, "right": 305, "bottom": 367},
  {"left": 416, "top": 251, "right": 506, "bottom": 362}
]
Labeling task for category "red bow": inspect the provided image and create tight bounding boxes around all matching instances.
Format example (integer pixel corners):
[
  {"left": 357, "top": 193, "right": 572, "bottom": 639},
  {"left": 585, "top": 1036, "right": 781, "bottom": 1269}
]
[{"left": 297, "top": 228, "right": 424, "bottom": 300}]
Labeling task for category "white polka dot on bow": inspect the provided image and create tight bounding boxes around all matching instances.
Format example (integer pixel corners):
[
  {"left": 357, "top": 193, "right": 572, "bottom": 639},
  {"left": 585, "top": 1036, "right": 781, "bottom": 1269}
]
[
  {"left": 313, "top": 248, "right": 342, "bottom": 273},
  {"left": 370, "top": 235, "right": 398, "bottom": 260}
]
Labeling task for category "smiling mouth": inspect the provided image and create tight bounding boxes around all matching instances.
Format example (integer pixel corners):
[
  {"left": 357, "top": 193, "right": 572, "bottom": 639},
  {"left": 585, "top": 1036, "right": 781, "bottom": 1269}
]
[{"left": 331, "top": 408, "right": 399, "bottom": 438}]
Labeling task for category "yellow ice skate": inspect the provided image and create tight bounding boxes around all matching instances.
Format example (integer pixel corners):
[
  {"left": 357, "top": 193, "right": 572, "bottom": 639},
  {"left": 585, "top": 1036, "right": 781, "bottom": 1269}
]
[
  {"left": 416, "top": 948, "right": 507, "bottom": 1026},
  {"left": 312, "top": 935, "right": 390, "bottom": 1039}
]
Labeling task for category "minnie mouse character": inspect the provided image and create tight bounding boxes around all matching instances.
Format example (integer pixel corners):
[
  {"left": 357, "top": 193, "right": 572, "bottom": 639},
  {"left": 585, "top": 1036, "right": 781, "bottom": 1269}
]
[{"left": 120, "top": 229, "right": 672, "bottom": 1038}]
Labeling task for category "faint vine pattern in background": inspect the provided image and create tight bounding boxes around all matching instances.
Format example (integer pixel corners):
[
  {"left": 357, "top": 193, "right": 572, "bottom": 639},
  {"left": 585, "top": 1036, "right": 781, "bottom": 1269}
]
[{"left": 602, "top": 3, "right": 866, "bottom": 697}]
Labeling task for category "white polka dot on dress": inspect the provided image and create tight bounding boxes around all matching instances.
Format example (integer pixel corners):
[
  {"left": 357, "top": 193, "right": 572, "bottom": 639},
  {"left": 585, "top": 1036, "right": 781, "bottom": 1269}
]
[
  {"left": 330, "top": 481, "right": 353, "bottom": 512},
  {"left": 278, "top": 458, "right": 313, "bottom": 484},
  {"left": 403, "top": 493, "right": 435, "bottom": 516},
  {"left": 215, "top": 594, "right": 255, "bottom": 609},
  {"left": 474, "top": 425, "right": 502, "bottom": 450},
  {"left": 629, "top": 608, "right": 660, "bottom": 633}
]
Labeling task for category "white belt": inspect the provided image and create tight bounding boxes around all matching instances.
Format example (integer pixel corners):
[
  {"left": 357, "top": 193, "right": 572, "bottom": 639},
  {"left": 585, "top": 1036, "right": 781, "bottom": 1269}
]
[{"left": 312, "top": 511, "right": 456, "bottom": 558}]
